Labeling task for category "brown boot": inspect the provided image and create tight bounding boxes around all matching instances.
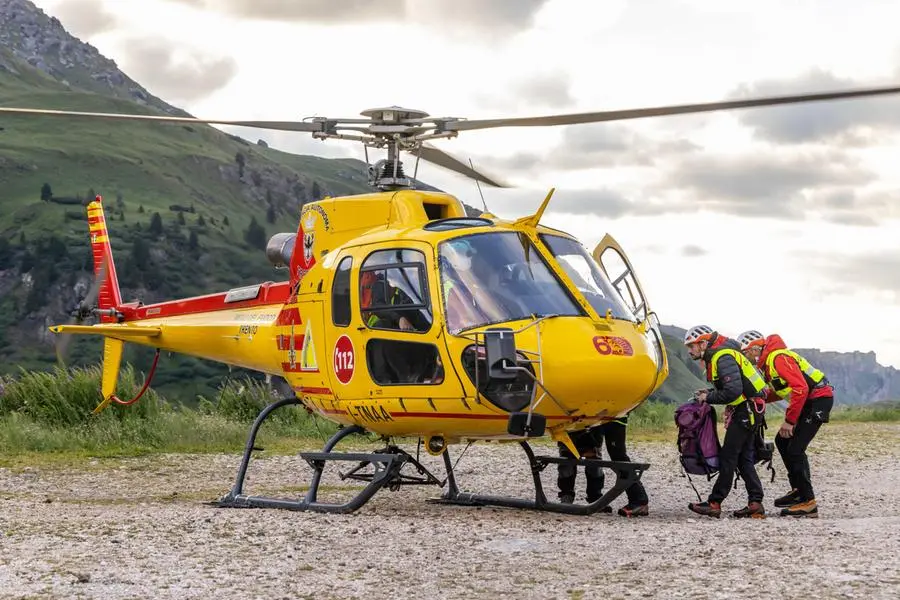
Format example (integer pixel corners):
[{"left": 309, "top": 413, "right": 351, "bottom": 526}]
[
  {"left": 688, "top": 501, "right": 721, "bottom": 518},
  {"left": 780, "top": 499, "right": 818, "bottom": 518},
  {"left": 733, "top": 501, "right": 766, "bottom": 519}
]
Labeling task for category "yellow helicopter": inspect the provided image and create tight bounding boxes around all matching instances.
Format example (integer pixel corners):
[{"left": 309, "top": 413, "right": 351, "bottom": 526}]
[{"left": 2, "top": 84, "right": 899, "bottom": 515}]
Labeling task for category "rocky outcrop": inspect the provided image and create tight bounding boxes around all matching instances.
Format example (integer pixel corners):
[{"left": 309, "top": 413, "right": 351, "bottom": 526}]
[
  {"left": 0, "top": 0, "right": 187, "bottom": 115},
  {"left": 792, "top": 348, "right": 900, "bottom": 405}
]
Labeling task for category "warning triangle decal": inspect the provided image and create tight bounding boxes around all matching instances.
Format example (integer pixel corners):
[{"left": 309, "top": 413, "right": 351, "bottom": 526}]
[{"left": 300, "top": 320, "right": 318, "bottom": 371}]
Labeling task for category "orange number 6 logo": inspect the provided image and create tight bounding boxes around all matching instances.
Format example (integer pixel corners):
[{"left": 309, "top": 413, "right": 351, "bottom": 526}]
[{"left": 593, "top": 336, "right": 612, "bottom": 355}]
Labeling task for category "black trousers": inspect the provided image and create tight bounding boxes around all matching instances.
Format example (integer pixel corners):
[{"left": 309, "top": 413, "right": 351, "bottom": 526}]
[
  {"left": 557, "top": 418, "right": 649, "bottom": 506},
  {"left": 557, "top": 428, "right": 604, "bottom": 502},
  {"left": 775, "top": 396, "right": 833, "bottom": 502},
  {"left": 709, "top": 409, "right": 764, "bottom": 505},
  {"left": 594, "top": 419, "right": 649, "bottom": 506}
]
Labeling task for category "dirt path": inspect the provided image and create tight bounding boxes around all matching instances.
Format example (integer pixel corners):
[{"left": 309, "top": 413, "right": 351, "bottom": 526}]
[{"left": 1, "top": 423, "right": 898, "bottom": 599}]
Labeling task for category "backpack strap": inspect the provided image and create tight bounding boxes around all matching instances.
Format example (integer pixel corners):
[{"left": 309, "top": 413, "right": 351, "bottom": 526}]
[{"left": 678, "top": 458, "right": 704, "bottom": 503}]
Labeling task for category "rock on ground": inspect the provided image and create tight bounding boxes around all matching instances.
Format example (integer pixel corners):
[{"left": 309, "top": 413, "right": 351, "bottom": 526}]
[{"left": 1, "top": 423, "right": 899, "bottom": 599}]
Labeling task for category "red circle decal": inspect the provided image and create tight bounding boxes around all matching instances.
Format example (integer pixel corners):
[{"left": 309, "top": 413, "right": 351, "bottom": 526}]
[{"left": 333, "top": 335, "right": 355, "bottom": 384}]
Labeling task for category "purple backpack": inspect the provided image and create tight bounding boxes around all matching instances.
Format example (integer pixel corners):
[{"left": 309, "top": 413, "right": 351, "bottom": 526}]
[{"left": 675, "top": 400, "right": 721, "bottom": 477}]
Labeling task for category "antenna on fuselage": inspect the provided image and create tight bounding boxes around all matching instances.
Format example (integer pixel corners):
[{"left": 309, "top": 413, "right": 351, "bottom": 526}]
[{"left": 468, "top": 158, "right": 490, "bottom": 215}]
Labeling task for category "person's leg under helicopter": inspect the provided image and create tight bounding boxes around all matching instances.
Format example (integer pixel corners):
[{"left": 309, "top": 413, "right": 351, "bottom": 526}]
[
  {"left": 582, "top": 426, "right": 606, "bottom": 507},
  {"left": 600, "top": 417, "right": 650, "bottom": 517},
  {"left": 556, "top": 428, "right": 608, "bottom": 511},
  {"left": 556, "top": 440, "right": 578, "bottom": 504}
]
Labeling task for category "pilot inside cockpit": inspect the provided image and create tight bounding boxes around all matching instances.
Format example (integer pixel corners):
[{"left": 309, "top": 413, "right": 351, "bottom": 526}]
[{"left": 440, "top": 238, "right": 526, "bottom": 332}]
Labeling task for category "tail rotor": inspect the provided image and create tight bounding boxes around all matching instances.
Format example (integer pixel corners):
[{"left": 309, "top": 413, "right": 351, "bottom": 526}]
[{"left": 55, "top": 256, "right": 109, "bottom": 366}]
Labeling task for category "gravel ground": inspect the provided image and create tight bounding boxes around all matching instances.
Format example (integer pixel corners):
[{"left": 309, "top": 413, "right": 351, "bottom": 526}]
[{"left": 1, "top": 422, "right": 899, "bottom": 600}]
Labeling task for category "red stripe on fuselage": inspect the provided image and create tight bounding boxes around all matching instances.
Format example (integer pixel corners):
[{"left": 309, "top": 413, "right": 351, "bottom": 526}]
[
  {"left": 276, "top": 334, "right": 305, "bottom": 351},
  {"left": 130, "top": 281, "right": 292, "bottom": 320},
  {"left": 275, "top": 306, "right": 302, "bottom": 325},
  {"left": 299, "top": 387, "right": 332, "bottom": 395}
]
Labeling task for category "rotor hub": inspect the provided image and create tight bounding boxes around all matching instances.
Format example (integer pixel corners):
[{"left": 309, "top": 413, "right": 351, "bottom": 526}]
[{"left": 360, "top": 106, "right": 430, "bottom": 123}]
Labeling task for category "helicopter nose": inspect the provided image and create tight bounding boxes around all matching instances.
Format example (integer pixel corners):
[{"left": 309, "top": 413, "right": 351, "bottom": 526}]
[{"left": 529, "top": 319, "right": 665, "bottom": 418}]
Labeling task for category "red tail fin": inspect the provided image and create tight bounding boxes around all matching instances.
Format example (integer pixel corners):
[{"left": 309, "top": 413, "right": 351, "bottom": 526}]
[{"left": 86, "top": 195, "right": 122, "bottom": 321}]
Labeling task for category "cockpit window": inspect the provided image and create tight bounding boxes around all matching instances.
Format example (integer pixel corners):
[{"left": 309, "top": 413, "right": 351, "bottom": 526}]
[
  {"left": 539, "top": 234, "right": 636, "bottom": 321},
  {"left": 438, "top": 232, "right": 584, "bottom": 334}
]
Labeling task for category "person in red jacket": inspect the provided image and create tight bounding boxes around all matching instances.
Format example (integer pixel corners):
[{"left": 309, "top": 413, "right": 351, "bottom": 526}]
[{"left": 738, "top": 330, "right": 834, "bottom": 518}]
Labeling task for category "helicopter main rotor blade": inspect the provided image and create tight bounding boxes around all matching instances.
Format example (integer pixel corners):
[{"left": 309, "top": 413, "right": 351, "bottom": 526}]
[
  {"left": 444, "top": 85, "right": 900, "bottom": 131},
  {"left": 416, "top": 143, "right": 508, "bottom": 188},
  {"left": 0, "top": 107, "right": 325, "bottom": 132}
]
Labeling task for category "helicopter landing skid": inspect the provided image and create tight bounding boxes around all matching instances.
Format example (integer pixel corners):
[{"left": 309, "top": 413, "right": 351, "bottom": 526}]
[
  {"left": 429, "top": 441, "right": 649, "bottom": 515},
  {"left": 216, "top": 399, "right": 443, "bottom": 514}
]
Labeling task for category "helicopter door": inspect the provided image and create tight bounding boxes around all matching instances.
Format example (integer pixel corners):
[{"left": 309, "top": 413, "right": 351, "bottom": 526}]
[
  {"left": 592, "top": 234, "right": 668, "bottom": 383},
  {"left": 592, "top": 234, "right": 651, "bottom": 323},
  {"left": 326, "top": 244, "right": 462, "bottom": 404}
]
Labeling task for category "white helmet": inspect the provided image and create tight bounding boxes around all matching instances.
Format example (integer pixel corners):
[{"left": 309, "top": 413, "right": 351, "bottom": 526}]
[
  {"left": 737, "top": 330, "right": 766, "bottom": 351},
  {"left": 683, "top": 325, "right": 714, "bottom": 345}
]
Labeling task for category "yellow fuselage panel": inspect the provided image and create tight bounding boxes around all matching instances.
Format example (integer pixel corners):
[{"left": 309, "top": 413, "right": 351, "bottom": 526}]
[{"left": 122, "top": 307, "right": 286, "bottom": 374}]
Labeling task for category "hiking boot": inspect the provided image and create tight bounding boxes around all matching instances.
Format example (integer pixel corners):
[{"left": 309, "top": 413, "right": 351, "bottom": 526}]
[
  {"left": 688, "top": 501, "right": 721, "bottom": 518},
  {"left": 618, "top": 503, "right": 649, "bottom": 517},
  {"left": 559, "top": 493, "right": 575, "bottom": 504},
  {"left": 733, "top": 501, "right": 766, "bottom": 519},
  {"left": 780, "top": 499, "right": 818, "bottom": 518},
  {"left": 774, "top": 489, "right": 802, "bottom": 508}
]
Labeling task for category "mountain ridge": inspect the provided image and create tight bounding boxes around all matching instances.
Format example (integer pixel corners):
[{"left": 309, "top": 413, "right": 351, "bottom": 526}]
[
  {"left": 658, "top": 325, "right": 900, "bottom": 405},
  {"left": 0, "top": 0, "right": 187, "bottom": 115}
]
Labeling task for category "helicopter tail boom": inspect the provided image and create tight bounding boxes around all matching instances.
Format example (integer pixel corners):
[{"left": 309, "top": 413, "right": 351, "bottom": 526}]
[{"left": 86, "top": 195, "right": 123, "bottom": 321}]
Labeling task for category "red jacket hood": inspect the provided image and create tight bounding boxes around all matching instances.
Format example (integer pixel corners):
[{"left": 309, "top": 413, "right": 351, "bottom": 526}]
[{"left": 759, "top": 334, "right": 787, "bottom": 367}]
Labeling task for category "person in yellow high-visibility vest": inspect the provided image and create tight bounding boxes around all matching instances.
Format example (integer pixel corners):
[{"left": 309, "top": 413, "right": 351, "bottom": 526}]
[
  {"left": 738, "top": 330, "right": 834, "bottom": 518},
  {"left": 683, "top": 325, "right": 768, "bottom": 519}
]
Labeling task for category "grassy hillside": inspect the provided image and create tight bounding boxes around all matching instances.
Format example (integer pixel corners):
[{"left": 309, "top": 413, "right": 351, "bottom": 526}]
[
  {"left": 0, "top": 49, "right": 376, "bottom": 400},
  {"left": 1, "top": 54, "right": 371, "bottom": 237},
  {"left": 649, "top": 331, "right": 708, "bottom": 403}
]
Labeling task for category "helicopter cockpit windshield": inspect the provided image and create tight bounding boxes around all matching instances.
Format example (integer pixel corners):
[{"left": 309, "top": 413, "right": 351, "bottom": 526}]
[
  {"left": 438, "top": 232, "right": 584, "bottom": 334},
  {"left": 538, "top": 234, "right": 637, "bottom": 322}
]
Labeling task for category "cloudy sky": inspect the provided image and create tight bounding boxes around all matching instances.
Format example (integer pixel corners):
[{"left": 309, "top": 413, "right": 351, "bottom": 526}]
[{"left": 31, "top": 0, "right": 900, "bottom": 368}]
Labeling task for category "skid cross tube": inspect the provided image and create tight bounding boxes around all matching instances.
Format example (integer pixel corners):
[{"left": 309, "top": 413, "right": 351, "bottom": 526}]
[{"left": 431, "top": 441, "right": 649, "bottom": 515}]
